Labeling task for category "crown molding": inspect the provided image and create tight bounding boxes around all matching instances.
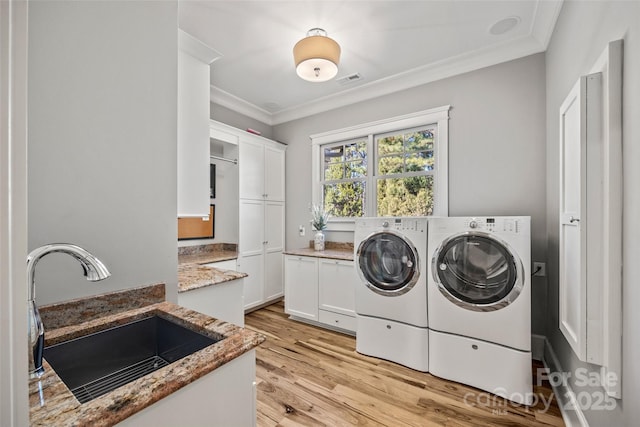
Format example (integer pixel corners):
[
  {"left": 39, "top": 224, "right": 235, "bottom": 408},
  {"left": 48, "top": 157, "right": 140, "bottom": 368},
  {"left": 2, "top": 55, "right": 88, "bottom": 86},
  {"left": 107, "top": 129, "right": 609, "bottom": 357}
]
[
  {"left": 530, "top": 0, "right": 563, "bottom": 49},
  {"left": 210, "top": 86, "right": 274, "bottom": 125},
  {"left": 210, "top": 0, "right": 563, "bottom": 126}
]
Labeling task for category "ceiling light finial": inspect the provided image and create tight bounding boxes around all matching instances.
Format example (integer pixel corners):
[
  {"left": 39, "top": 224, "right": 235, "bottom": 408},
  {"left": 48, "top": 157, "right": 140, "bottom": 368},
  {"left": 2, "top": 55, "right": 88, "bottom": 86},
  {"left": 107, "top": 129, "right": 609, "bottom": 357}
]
[{"left": 293, "top": 28, "right": 341, "bottom": 82}]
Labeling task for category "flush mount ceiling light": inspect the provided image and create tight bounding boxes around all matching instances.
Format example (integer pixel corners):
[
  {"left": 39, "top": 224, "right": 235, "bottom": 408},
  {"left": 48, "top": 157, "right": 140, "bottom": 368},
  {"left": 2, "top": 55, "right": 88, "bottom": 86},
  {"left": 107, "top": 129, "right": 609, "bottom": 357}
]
[
  {"left": 293, "top": 28, "right": 341, "bottom": 82},
  {"left": 489, "top": 16, "right": 521, "bottom": 35}
]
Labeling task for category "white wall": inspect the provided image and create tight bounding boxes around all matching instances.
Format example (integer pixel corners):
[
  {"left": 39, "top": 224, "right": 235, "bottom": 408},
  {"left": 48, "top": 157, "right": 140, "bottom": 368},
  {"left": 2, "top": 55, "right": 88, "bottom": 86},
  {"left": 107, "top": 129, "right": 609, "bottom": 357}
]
[
  {"left": 273, "top": 53, "right": 548, "bottom": 334},
  {"left": 211, "top": 103, "right": 274, "bottom": 139},
  {"left": 28, "top": 1, "right": 179, "bottom": 304},
  {"left": 545, "top": 1, "right": 640, "bottom": 425}
]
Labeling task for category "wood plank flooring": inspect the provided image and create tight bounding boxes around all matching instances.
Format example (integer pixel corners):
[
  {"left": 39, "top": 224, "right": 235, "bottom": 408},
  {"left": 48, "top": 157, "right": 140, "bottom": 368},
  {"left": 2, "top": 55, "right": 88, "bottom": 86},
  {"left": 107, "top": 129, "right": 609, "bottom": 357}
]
[{"left": 245, "top": 302, "right": 565, "bottom": 427}]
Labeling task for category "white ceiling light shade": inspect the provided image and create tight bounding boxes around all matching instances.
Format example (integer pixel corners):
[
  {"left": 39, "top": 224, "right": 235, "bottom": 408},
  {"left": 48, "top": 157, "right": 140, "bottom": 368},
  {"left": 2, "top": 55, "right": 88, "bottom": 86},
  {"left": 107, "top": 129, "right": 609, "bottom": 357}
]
[{"left": 293, "top": 28, "right": 341, "bottom": 82}]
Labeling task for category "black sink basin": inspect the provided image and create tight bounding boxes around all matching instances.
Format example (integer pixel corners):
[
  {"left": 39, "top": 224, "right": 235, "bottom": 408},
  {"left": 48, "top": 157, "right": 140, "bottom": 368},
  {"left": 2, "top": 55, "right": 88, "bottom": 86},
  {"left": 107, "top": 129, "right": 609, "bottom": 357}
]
[{"left": 44, "top": 315, "right": 222, "bottom": 404}]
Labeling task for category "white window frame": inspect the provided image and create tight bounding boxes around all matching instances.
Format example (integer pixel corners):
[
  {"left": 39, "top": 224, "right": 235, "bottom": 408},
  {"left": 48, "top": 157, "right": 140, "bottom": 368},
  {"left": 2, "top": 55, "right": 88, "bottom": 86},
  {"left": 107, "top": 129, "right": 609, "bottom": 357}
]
[{"left": 311, "top": 106, "right": 450, "bottom": 231}]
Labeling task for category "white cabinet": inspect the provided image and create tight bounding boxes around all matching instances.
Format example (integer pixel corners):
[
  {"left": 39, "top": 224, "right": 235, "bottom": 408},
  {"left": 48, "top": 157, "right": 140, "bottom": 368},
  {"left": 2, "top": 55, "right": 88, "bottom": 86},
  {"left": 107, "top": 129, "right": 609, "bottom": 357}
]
[
  {"left": 238, "top": 199, "right": 284, "bottom": 310},
  {"left": 178, "top": 278, "right": 245, "bottom": 327},
  {"left": 208, "top": 120, "right": 286, "bottom": 311},
  {"left": 177, "top": 30, "right": 220, "bottom": 218},
  {"left": 284, "top": 256, "right": 357, "bottom": 333},
  {"left": 239, "top": 136, "right": 285, "bottom": 202},
  {"left": 284, "top": 256, "right": 319, "bottom": 321},
  {"left": 117, "top": 349, "right": 256, "bottom": 427}
]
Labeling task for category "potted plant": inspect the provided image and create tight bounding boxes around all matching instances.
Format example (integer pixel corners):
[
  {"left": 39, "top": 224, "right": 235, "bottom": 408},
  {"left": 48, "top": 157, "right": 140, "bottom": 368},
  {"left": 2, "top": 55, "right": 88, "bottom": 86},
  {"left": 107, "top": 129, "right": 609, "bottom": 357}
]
[{"left": 311, "top": 204, "right": 329, "bottom": 251}]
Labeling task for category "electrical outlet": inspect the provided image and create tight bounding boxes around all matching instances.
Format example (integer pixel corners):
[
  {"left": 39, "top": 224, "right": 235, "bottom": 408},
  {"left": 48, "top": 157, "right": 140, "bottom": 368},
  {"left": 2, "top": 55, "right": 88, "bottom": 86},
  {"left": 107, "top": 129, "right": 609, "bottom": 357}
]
[
  {"left": 299, "top": 225, "right": 305, "bottom": 236},
  {"left": 533, "top": 262, "right": 546, "bottom": 277}
]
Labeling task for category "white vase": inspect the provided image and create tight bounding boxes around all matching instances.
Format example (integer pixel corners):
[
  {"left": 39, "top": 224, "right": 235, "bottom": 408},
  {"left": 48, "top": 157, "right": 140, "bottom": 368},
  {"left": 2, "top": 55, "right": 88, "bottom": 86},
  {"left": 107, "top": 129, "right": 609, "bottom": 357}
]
[{"left": 314, "top": 230, "right": 325, "bottom": 251}]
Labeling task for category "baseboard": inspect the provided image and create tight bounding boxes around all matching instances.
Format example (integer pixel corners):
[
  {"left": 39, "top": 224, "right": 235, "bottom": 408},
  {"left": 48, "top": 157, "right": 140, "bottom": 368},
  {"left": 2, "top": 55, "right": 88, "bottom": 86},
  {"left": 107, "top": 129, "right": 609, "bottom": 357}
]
[
  {"left": 531, "top": 334, "right": 545, "bottom": 361},
  {"left": 542, "top": 338, "right": 590, "bottom": 427}
]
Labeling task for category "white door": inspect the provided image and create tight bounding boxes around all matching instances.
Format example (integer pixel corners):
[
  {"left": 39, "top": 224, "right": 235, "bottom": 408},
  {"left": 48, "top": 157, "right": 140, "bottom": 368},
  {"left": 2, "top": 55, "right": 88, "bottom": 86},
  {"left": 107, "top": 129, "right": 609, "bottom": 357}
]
[
  {"left": 558, "top": 77, "right": 589, "bottom": 361},
  {"left": 238, "top": 254, "right": 264, "bottom": 310},
  {"left": 319, "top": 260, "right": 356, "bottom": 316},
  {"left": 284, "top": 256, "right": 318, "bottom": 321}
]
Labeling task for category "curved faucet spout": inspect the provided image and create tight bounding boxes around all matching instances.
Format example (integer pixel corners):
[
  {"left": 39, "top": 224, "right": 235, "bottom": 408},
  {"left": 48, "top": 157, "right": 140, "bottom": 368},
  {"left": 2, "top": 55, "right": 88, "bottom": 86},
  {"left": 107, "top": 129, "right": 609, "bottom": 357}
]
[{"left": 27, "top": 243, "right": 110, "bottom": 378}]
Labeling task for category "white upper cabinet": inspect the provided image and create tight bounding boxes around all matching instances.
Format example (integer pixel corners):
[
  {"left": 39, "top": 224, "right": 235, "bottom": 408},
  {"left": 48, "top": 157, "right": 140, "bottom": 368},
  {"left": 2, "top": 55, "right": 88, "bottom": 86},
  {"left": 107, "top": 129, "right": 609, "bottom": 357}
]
[
  {"left": 264, "top": 145, "right": 286, "bottom": 201},
  {"left": 239, "top": 135, "right": 286, "bottom": 202},
  {"left": 177, "top": 30, "right": 220, "bottom": 218}
]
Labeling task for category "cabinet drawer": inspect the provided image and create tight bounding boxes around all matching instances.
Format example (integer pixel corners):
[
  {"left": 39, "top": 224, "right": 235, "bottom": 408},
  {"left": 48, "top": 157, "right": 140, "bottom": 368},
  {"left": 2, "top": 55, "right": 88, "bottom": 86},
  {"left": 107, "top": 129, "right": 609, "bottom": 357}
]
[{"left": 319, "top": 310, "right": 356, "bottom": 333}]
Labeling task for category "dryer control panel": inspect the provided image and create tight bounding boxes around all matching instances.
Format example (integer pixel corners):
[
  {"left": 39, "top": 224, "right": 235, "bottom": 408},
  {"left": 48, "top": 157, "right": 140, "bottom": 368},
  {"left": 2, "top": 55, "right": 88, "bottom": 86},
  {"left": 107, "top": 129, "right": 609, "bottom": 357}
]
[
  {"left": 466, "top": 217, "right": 524, "bottom": 234},
  {"left": 392, "top": 218, "right": 424, "bottom": 232}
]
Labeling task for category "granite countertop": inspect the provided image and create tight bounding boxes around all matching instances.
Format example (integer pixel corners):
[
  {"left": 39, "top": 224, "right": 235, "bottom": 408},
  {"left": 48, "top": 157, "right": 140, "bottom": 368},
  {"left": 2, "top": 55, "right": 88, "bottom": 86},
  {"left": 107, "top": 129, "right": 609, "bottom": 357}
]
[
  {"left": 30, "top": 284, "right": 264, "bottom": 426},
  {"left": 178, "top": 263, "right": 247, "bottom": 293},
  {"left": 177, "top": 243, "right": 245, "bottom": 293},
  {"left": 283, "top": 241, "right": 354, "bottom": 261}
]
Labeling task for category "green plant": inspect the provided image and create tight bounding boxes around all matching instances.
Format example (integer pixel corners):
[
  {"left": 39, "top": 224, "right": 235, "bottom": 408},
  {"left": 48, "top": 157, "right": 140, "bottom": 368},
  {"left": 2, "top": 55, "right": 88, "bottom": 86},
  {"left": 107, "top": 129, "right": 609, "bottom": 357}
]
[{"left": 311, "top": 204, "right": 329, "bottom": 231}]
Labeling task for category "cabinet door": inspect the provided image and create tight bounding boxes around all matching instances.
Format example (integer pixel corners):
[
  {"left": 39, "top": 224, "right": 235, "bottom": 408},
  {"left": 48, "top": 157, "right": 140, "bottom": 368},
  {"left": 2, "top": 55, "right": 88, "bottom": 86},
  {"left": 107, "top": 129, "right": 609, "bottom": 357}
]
[
  {"left": 177, "top": 49, "right": 210, "bottom": 217},
  {"left": 239, "top": 138, "right": 264, "bottom": 200},
  {"left": 319, "top": 260, "right": 357, "bottom": 317},
  {"left": 264, "top": 252, "right": 283, "bottom": 301},
  {"left": 239, "top": 200, "right": 264, "bottom": 257},
  {"left": 284, "top": 256, "right": 318, "bottom": 321},
  {"left": 264, "top": 145, "right": 285, "bottom": 201},
  {"left": 238, "top": 254, "right": 264, "bottom": 310},
  {"left": 264, "top": 202, "right": 284, "bottom": 252}
]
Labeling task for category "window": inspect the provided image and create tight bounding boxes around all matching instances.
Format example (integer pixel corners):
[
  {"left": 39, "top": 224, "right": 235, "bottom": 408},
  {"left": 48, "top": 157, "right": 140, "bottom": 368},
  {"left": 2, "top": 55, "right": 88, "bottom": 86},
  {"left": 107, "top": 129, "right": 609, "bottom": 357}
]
[{"left": 312, "top": 106, "right": 449, "bottom": 229}]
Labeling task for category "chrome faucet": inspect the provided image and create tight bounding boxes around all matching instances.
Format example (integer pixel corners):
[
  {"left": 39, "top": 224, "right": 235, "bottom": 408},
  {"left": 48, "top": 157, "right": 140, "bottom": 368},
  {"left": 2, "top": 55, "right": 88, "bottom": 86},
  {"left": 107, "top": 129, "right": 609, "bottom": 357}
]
[{"left": 27, "top": 244, "right": 111, "bottom": 378}]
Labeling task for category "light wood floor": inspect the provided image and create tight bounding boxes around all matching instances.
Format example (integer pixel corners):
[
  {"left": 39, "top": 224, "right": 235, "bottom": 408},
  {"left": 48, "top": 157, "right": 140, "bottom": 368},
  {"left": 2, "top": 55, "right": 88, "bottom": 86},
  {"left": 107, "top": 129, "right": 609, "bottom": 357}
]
[{"left": 245, "top": 302, "right": 565, "bottom": 427}]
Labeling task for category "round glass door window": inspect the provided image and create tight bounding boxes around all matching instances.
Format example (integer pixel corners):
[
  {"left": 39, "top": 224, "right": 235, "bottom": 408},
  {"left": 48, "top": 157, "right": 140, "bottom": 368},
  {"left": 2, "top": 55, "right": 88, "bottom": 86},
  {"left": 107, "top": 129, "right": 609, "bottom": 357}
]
[
  {"left": 357, "top": 232, "right": 420, "bottom": 296},
  {"left": 433, "top": 233, "right": 522, "bottom": 310}
]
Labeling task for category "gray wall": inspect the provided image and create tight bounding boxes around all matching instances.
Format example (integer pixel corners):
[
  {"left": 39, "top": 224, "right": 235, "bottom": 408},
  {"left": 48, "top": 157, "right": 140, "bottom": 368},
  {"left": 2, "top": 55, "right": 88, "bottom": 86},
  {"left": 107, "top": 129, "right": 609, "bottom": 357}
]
[
  {"left": 273, "top": 53, "right": 547, "bottom": 335},
  {"left": 211, "top": 103, "right": 274, "bottom": 140},
  {"left": 545, "top": 1, "right": 640, "bottom": 425},
  {"left": 28, "top": 1, "right": 179, "bottom": 305}
]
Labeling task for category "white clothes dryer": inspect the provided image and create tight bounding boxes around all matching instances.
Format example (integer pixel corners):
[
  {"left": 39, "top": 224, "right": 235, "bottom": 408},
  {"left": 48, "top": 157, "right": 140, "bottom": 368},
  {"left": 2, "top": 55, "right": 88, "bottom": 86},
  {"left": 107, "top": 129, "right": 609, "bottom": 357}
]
[
  {"left": 427, "top": 216, "right": 533, "bottom": 404},
  {"left": 354, "top": 217, "right": 429, "bottom": 372}
]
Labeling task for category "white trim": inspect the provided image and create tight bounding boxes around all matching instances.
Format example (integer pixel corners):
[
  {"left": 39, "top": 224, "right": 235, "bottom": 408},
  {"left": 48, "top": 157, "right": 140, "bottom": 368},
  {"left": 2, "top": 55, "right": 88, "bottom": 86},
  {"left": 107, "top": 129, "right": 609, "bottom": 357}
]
[
  {"left": 587, "top": 40, "right": 623, "bottom": 399},
  {"left": 0, "top": 1, "right": 29, "bottom": 425},
  {"left": 543, "top": 339, "right": 590, "bottom": 427},
  {"left": 310, "top": 106, "right": 450, "bottom": 144},
  {"left": 178, "top": 29, "right": 221, "bottom": 65},
  {"left": 210, "top": 86, "right": 274, "bottom": 126},
  {"left": 311, "top": 107, "right": 450, "bottom": 226},
  {"left": 530, "top": 0, "right": 564, "bottom": 49}
]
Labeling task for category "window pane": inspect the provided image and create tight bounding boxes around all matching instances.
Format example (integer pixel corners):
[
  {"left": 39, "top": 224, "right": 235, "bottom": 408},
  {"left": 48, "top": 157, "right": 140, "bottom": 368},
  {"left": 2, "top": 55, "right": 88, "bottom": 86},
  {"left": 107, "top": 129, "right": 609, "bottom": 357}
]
[
  {"left": 406, "top": 129, "right": 435, "bottom": 151},
  {"left": 377, "top": 134, "right": 404, "bottom": 155},
  {"left": 345, "top": 141, "right": 367, "bottom": 161},
  {"left": 324, "top": 146, "right": 344, "bottom": 163},
  {"left": 378, "top": 155, "right": 404, "bottom": 175},
  {"left": 324, "top": 181, "right": 366, "bottom": 218},
  {"left": 324, "top": 162, "right": 344, "bottom": 180},
  {"left": 377, "top": 176, "right": 433, "bottom": 216},
  {"left": 406, "top": 151, "right": 434, "bottom": 172},
  {"left": 346, "top": 161, "right": 366, "bottom": 178}
]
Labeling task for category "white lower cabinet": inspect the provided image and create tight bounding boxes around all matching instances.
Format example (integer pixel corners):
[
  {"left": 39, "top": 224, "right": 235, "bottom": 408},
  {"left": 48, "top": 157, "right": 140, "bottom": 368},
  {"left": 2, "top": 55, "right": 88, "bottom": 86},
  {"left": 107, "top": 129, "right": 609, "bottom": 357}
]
[
  {"left": 284, "top": 255, "right": 318, "bottom": 321},
  {"left": 116, "top": 349, "right": 257, "bottom": 427},
  {"left": 178, "top": 277, "right": 245, "bottom": 327},
  {"left": 239, "top": 199, "right": 284, "bottom": 311},
  {"left": 284, "top": 255, "right": 357, "bottom": 333}
]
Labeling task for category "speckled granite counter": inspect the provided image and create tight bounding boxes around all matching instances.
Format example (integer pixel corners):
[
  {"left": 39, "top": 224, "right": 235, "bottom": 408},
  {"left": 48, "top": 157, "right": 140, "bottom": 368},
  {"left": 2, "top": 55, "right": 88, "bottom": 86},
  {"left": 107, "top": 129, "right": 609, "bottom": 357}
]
[
  {"left": 284, "top": 241, "right": 354, "bottom": 261},
  {"left": 177, "top": 243, "right": 238, "bottom": 265},
  {"left": 178, "top": 263, "right": 247, "bottom": 293},
  {"left": 30, "top": 284, "right": 264, "bottom": 426},
  {"left": 177, "top": 243, "right": 245, "bottom": 293}
]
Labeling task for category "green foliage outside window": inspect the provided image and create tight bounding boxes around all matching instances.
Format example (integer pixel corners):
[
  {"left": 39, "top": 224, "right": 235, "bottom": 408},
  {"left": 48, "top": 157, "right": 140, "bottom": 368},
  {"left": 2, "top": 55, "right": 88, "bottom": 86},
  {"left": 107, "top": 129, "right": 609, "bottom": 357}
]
[{"left": 321, "top": 127, "right": 436, "bottom": 218}]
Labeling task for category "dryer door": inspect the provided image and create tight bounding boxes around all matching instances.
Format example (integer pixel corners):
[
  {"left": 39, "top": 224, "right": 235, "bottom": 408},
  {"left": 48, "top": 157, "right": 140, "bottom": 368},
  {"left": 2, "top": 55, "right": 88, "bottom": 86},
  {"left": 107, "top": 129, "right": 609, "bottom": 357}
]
[
  {"left": 356, "top": 231, "right": 420, "bottom": 296},
  {"left": 432, "top": 232, "right": 524, "bottom": 311}
]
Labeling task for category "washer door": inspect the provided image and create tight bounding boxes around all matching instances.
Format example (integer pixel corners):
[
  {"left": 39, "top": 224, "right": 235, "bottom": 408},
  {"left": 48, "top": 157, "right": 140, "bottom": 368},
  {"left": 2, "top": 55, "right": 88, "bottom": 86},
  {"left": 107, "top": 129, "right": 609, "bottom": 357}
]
[
  {"left": 432, "top": 232, "right": 523, "bottom": 311},
  {"left": 356, "top": 231, "right": 420, "bottom": 296}
]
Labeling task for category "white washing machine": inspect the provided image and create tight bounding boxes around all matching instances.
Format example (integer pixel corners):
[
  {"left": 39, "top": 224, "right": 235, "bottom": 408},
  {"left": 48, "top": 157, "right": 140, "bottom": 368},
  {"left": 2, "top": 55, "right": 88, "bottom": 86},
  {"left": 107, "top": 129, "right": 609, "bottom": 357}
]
[
  {"left": 427, "top": 216, "right": 533, "bottom": 405},
  {"left": 354, "top": 217, "right": 429, "bottom": 372}
]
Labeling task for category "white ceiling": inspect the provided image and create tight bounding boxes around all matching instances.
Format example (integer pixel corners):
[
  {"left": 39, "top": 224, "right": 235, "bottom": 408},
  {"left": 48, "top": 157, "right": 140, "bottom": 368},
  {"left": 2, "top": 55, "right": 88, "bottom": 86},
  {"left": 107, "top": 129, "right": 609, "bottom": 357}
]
[{"left": 179, "top": 0, "right": 562, "bottom": 125}]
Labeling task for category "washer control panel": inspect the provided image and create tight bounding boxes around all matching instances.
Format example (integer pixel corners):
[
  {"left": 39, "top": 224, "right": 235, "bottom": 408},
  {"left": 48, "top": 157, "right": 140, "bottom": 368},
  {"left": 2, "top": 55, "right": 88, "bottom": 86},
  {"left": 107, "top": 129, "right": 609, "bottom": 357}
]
[{"left": 465, "top": 217, "right": 522, "bottom": 233}]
